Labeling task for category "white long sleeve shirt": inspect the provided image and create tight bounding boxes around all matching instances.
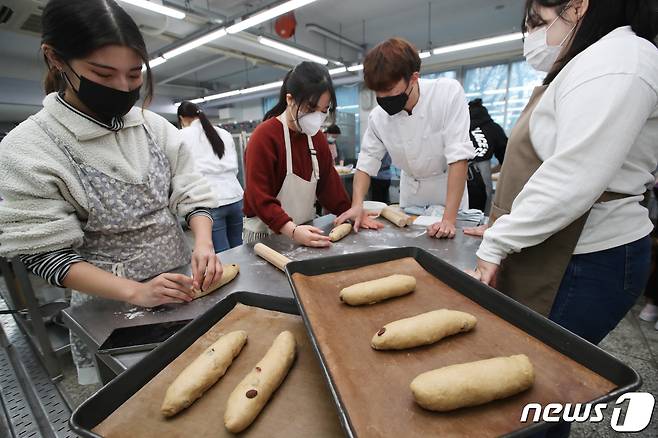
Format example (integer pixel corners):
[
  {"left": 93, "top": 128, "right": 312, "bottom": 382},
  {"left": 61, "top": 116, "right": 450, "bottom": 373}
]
[
  {"left": 180, "top": 119, "right": 243, "bottom": 207},
  {"left": 478, "top": 27, "right": 658, "bottom": 265},
  {"left": 357, "top": 78, "right": 475, "bottom": 179}
]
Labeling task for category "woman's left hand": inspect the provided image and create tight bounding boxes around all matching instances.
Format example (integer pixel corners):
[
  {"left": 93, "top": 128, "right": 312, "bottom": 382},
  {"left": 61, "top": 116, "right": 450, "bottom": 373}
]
[
  {"left": 468, "top": 257, "right": 500, "bottom": 287},
  {"left": 427, "top": 219, "right": 457, "bottom": 239},
  {"left": 192, "top": 241, "right": 223, "bottom": 292}
]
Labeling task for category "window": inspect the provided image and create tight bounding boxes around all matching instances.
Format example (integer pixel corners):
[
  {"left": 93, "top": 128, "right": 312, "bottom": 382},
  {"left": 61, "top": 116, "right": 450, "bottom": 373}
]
[
  {"left": 463, "top": 64, "right": 509, "bottom": 127},
  {"left": 462, "top": 60, "right": 544, "bottom": 133},
  {"left": 422, "top": 70, "right": 458, "bottom": 80},
  {"left": 505, "top": 61, "right": 544, "bottom": 132}
]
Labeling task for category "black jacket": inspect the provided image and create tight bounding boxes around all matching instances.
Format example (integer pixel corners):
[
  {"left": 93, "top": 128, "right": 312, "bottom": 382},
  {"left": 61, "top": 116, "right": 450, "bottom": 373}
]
[{"left": 468, "top": 99, "right": 508, "bottom": 163}]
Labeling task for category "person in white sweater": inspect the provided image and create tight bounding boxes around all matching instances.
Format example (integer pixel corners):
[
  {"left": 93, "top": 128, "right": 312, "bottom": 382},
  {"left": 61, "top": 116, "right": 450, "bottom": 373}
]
[
  {"left": 467, "top": 0, "right": 657, "bottom": 344},
  {"left": 178, "top": 101, "right": 244, "bottom": 252},
  {"left": 0, "top": 0, "right": 221, "bottom": 384}
]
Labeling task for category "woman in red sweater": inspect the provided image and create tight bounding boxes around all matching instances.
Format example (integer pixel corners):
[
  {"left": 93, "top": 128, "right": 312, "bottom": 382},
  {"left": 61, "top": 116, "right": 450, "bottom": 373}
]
[{"left": 243, "top": 62, "right": 370, "bottom": 247}]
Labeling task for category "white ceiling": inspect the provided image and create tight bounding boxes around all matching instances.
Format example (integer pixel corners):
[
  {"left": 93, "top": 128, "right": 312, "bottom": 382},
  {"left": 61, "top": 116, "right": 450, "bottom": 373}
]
[{"left": 0, "top": 0, "right": 527, "bottom": 121}]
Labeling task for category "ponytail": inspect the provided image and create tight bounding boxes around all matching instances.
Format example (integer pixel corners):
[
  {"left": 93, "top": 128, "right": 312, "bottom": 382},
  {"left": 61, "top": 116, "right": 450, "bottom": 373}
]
[
  {"left": 177, "top": 101, "right": 225, "bottom": 159},
  {"left": 264, "top": 70, "right": 293, "bottom": 120}
]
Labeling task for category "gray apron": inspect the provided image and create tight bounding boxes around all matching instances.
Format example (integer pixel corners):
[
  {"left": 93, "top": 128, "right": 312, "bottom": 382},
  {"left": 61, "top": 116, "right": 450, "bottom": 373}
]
[{"left": 31, "top": 114, "right": 190, "bottom": 384}]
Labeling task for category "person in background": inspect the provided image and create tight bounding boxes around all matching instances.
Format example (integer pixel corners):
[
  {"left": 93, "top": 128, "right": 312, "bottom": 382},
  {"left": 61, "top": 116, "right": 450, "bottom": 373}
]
[
  {"left": 468, "top": 99, "right": 508, "bottom": 213},
  {"left": 370, "top": 152, "right": 392, "bottom": 204},
  {"left": 0, "top": 0, "right": 221, "bottom": 384},
  {"left": 178, "top": 101, "right": 244, "bottom": 252},
  {"left": 336, "top": 37, "right": 474, "bottom": 239},
  {"left": 243, "top": 62, "right": 366, "bottom": 247},
  {"left": 325, "top": 123, "right": 341, "bottom": 163}
]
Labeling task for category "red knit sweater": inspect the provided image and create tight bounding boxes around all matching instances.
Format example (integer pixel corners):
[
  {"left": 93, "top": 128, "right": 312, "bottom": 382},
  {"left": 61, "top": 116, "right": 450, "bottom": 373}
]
[{"left": 243, "top": 117, "right": 351, "bottom": 233}]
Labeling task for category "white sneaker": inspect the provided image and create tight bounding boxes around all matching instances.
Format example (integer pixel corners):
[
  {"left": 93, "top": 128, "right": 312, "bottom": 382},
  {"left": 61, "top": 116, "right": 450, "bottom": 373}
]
[{"left": 639, "top": 303, "right": 658, "bottom": 322}]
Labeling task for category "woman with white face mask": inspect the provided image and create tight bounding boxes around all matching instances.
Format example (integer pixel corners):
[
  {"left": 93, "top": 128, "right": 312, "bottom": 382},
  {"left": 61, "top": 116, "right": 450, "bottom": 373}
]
[
  {"left": 466, "top": 0, "right": 658, "bottom": 350},
  {"left": 243, "top": 62, "right": 357, "bottom": 247}
]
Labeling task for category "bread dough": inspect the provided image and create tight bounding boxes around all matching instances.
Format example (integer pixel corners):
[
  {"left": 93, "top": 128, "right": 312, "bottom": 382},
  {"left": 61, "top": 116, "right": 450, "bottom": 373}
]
[
  {"left": 329, "top": 223, "right": 353, "bottom": 242},
  {"left": 191, "top": 263, "right": 240, "bottom": 299},
  {"left": 161, "top": 330, "right": 247, "bottom": 417},
  {"left": 371, "top": 309, "right": 477, "bottom": 350},
  {"left": 339, "top": 274, "right": 416, "bottom": 306},
  {"left": 224, "top": 331, "right": 296, "bottom": 433},
  {"left": 410, "top": 354, "right": 534, "bottom": 412}
]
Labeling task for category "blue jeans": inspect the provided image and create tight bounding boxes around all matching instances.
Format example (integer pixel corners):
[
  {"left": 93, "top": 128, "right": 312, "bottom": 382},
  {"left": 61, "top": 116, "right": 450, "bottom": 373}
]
[
  {"left": 209, "top": 200, "right": 244, "bottom": 253},
  {"left": 535, "top": 236, "right": 652, "bottom": 438},
  {"left": 549, "top": 235, "right": 652, "bottom": 344}
]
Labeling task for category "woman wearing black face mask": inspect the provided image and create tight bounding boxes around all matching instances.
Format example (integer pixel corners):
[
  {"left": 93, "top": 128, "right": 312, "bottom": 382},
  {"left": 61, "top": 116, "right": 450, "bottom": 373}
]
[
  {"left": 0, "top": 0, "right": 221, "bottom": 384},
  {"left": 335, "top": 38, "right": 474, "bottom": 239}
]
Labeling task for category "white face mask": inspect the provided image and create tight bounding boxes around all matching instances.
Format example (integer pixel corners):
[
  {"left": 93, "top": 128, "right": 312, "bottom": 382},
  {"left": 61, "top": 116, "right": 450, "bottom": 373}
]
[
  {"left": 296, "top": 110, "right": 328, "bottom": 136},
  {"left": 523, "top": 13, "right": 576, "bottom": 72}
]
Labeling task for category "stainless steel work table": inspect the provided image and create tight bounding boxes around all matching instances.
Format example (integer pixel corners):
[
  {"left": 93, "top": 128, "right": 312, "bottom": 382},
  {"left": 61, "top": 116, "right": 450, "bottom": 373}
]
[{"left": 61, "top": 215, "right": 481, "bottom": 382}]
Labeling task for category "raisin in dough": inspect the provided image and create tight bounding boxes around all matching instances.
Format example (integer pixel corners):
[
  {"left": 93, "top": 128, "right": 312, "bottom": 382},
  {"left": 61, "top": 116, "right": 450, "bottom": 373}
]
[
  {"left": 410, "top": 354, "right": 534, "bottom": 412},
  {"left": 161, "top": 330, "right": 247, "bottom": 417},
  {"left": 224, "top": 331, "right": 296, "bottom": 433},
  {"left": 372, "top": 309, "right": 477, "bottom": 350},
  {"left": 339, "top": 274, "right": 416, "bottom": 306}
]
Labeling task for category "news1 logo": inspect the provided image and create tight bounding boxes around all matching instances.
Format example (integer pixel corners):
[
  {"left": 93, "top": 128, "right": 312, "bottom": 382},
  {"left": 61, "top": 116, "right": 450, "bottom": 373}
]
[{"left": 521, "top": 392, "right": 655, "bottom": 432}]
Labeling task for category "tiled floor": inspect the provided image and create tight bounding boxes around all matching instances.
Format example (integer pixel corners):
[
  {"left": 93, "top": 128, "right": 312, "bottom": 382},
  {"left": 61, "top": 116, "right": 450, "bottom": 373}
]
[{"left": 2, "top": 276, "right": 656, "bottom": 436}]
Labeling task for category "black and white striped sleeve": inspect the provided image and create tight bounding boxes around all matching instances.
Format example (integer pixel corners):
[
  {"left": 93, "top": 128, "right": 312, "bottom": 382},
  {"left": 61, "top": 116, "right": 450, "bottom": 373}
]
[
  {"left": 19, "top": 249, "right": 84, "bottom": 287},
  {"left": 185, "top": 208, "right": 213, "bottom": 225}
]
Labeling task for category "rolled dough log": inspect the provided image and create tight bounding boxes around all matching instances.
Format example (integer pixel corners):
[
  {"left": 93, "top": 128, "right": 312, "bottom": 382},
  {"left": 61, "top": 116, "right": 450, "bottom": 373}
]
[
  {"left": 371, "top": 309, "right": 477, "bottom": 350},
  {"left": 191, "top": 263, "right": 240, "bottom": 299},
  {"left": 410, "top": 354, "right": 534, "bottom": 412},
  {"left": 381, "top": 206, "right": 413, "bottom": 228},
  {"left": 329, "top": 223, "right": 353, "bottom": 242},
  {"left": 339, "top": 274, "right": 416, "bottom": 306},
  {"left": 224, "top": 331, "right": 297, "bottom": 433},
  {"left": 161, "top": 330, "right": 248, "bottom": 417}
]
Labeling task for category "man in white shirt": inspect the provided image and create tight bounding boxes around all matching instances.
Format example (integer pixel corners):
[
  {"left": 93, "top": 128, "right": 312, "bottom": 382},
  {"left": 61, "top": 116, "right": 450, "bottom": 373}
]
[{"left": 336, "top": 38, "right": 474, "bottom": 239}]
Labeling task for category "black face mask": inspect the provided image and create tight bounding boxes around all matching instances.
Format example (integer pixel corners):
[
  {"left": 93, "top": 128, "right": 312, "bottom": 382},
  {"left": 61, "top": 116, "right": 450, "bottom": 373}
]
[
  {"left": 63, "top": 65, "right": 140, "bottom": 121},
  {"left": 376, "top": 81, "right": 413, "bottom": 116}
]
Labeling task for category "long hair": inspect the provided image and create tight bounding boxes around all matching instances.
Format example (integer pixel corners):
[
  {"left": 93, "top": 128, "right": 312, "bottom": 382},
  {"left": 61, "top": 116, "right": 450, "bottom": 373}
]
[
  {"left": 41, "top": 0, "right": 154, "bottom": 106},
  {"left": 178, "top": 101, "right": 225, "bottom": 159},
  {"left": 264, "top": 61, "right": 337, "bottom": 124},
  {"left": 523, "top": 0, "right": 657, "bottom": 85}
]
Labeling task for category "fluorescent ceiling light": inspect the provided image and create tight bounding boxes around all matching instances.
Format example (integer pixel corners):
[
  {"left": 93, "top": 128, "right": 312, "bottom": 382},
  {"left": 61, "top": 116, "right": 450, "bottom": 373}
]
[
  {"left": 347, "top": 64, "right": 363, "bottom": 72},
  {"left": 241, "top": 81, "right": 284, "bottom": 94},
  {"left": 227, "top": 0, "right": 319, "bottom": 34},
  {"left": 328, "top": 66, "right": 347, "bottom": 75},
  {"left": 189, "top": 97, "right": 206, "bottom": 104},
  {"left": 148, "top": 56, "right": 167, "bottom": 69},
  {"left": 118, "top": 0, "right": 185, "bottom": 19},
  {"left": 204, "top": 90, "right": 242, "bottom": 101},
  {"left": 258, "top": 36, "right": 328, "bottom": 65},
  {"left": 164, "top": 28, "right": 228, "bottom": 60},
  {"left": 432, "top": 32, "right": 523, "bottom": 56},
  {"left": 419, "top": 51, "right": 432, "bottom": 59}
]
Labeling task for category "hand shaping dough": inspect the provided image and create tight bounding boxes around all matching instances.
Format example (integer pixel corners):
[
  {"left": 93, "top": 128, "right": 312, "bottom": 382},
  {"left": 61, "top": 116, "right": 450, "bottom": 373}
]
[
  {"left": 372, "top": 309, "right": 477, "bottom": 350},
  {"left": 339, "top": 274, "right": 416, "bottom": 306},
  {"left": 224, "top": 331, "right": 296, "bottom": 433},
  {"left": 329, "top": 223, "right": 353, "bottom": 242},
  {"left": 161, "top": 330, "right": 247, "bottom": 417},
  {"left": 410, "top": 354, "right": 534, "bottom": 412},
  {"left": 191, "top": 263, "right": 240, "bottom": 299}
]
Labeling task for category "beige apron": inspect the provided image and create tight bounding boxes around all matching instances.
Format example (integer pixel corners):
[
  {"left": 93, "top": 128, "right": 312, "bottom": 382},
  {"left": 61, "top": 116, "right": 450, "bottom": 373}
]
[
  {"left": 244, "top": 115, "right": 319, "bottom": 243},
  {"left": 490, "top": 86, "right": 633, "bottom": 316}
]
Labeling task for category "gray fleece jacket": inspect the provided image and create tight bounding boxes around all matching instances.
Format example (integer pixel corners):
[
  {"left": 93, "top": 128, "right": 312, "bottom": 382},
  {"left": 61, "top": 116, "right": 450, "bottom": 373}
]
[{"left": 0, "top": 93, "right": 218, "bottom": 257}]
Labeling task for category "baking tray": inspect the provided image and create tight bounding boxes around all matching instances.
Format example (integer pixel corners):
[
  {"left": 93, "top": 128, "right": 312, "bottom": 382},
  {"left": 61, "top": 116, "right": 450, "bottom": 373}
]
[
  {"left": 285, "top": 247, "right": 641, "bottom": 438},
  {"left": 69, "top": 292, "right": 343, "bottom": 437}
]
